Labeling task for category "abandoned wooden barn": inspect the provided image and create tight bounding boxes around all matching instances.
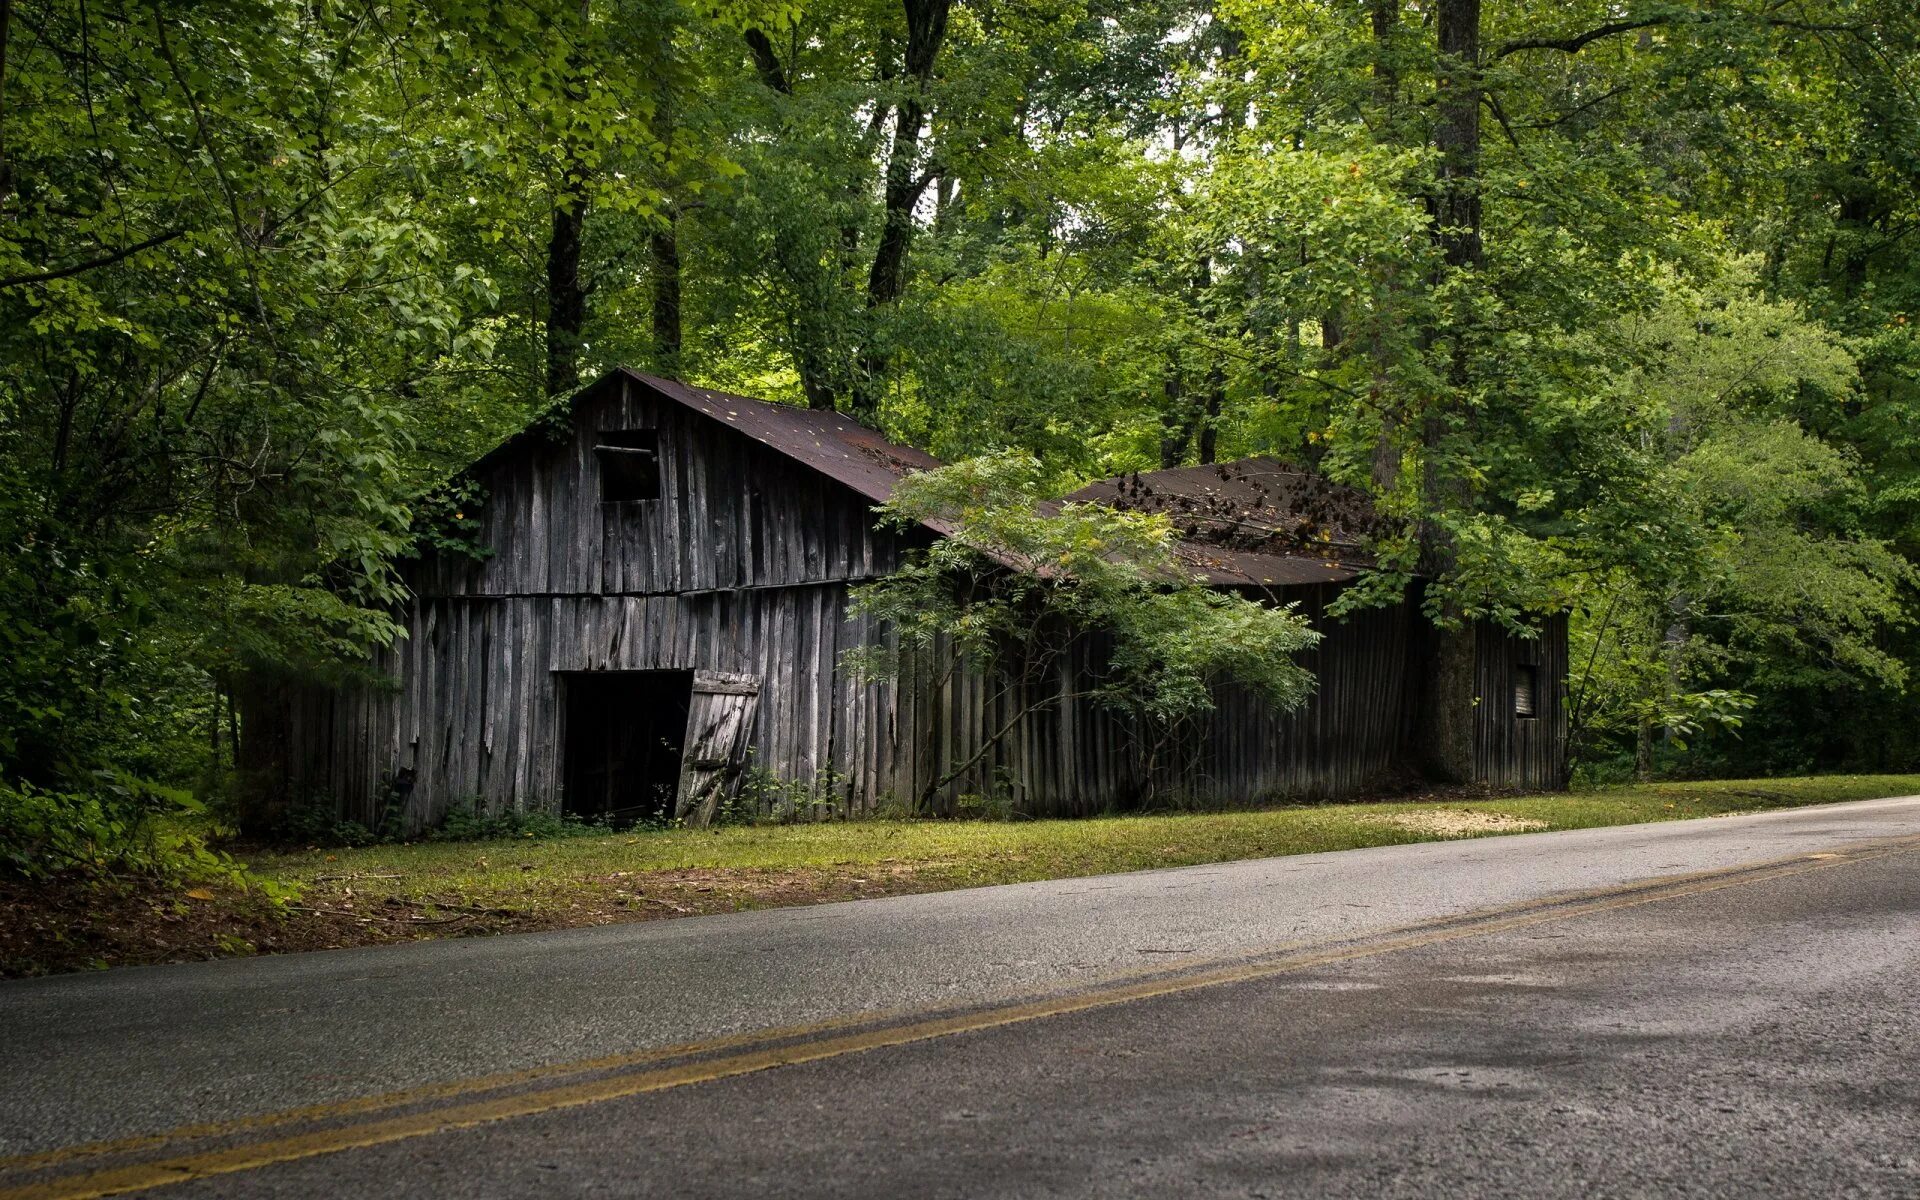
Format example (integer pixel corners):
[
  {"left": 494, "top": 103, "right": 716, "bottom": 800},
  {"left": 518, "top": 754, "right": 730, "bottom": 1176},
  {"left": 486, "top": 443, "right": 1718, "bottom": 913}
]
[{"left": 241, "top": 367, "right": 1567, "bottom": 830}]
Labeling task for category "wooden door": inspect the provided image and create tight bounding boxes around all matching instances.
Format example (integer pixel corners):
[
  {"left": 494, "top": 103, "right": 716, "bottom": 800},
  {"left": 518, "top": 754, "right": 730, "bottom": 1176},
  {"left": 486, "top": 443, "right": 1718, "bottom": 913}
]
[{"left": 673, "top": 672, "right": 762, "bottom": 827}]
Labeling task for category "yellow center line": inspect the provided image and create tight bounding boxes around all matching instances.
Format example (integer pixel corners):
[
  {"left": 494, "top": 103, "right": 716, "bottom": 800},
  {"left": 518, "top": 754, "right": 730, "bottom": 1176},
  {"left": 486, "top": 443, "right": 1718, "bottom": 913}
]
[{"left": 6, "top": 834, "right": 1916, "bottom": 1200}]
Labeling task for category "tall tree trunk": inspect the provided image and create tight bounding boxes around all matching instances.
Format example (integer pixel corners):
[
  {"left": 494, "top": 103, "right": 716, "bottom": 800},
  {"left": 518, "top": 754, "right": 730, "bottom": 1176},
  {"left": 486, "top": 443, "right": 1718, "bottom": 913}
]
[
  {"left": 0, "top": 0, "right": 14, "bottom": 204},
  {"left": 544, "top": 1, "right": 593, "bottom": 398},
  {"left": 1432, "top": 0, "right": 1483, "bottom": 272},
  {"left": 1159, "top": 352, "right": 1190, "bottom": 468},
  {"left": 650, "top": 223, "right": 681, "bottom": 366},
  {"left": 850, "top": 0, "right": 952, "bottom": 422},
  {"left": 1418, "top": 616, "right": 1480, "bottom": 783},
  {"left": 1413, "top": 0, "right": 1485, "bottom": 784},
  {"left": 1370, "top": 0, "right": 1401, "bottom": 129},
  {"left": 545, "top": 178, "right": 587, "bottom": 397},
  {"left": 1198, "top": 362, "right": 1223, "bottom": 465},
  {"left": 648, "top": 31, "right": 683, "bottom": 374},
  {"left": 796, "top": 326, "right": 839, "bottom": 410}
]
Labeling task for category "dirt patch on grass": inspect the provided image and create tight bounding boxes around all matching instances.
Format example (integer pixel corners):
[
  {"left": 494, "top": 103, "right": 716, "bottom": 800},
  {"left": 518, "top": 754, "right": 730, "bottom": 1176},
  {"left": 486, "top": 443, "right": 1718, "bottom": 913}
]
[{"left": 1369, "top": 810, "right": 1549, "bottom": 838}]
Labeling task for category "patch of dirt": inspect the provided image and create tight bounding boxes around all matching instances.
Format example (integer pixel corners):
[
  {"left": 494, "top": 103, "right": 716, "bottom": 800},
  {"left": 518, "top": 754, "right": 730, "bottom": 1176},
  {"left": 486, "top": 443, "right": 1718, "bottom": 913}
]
[
  {"left": 0, "top": 865, "right": 955, "bottom": 978},
  {"left": 1369, "top": 810, "right": 1549, "bottom": 838},
  {"left": 0, "top": 876, "right": 346, "bottom": 978}
]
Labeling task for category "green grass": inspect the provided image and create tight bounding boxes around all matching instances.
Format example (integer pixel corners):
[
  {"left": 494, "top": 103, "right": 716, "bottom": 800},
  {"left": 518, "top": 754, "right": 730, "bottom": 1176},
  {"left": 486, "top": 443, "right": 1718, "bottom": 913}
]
[{"left": 246, "top": 774, "right": 1920, "bottom": 925}]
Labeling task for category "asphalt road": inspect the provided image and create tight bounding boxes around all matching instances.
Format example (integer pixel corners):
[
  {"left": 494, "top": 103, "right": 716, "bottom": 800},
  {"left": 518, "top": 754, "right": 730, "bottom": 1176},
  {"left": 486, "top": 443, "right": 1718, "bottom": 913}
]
[{"left": 3, "top": 796, "right": 1919, "bottom": 1198}]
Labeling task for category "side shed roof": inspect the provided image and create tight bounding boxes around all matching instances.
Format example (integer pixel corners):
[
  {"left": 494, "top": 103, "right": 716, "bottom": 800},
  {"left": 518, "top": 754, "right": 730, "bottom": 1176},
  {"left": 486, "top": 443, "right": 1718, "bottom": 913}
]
[{"left": 1069, "top": 458, "right": 1379, "bottom": 587}]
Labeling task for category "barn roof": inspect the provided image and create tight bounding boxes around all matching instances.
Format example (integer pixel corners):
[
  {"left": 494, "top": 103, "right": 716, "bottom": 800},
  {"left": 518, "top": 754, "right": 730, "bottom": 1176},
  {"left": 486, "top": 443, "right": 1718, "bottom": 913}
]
[
  {"left": 1068, "top": 458, "right": 1379, "bottom": 587},
  {"left": 622, "top": 370, "right": 946, "bottom": 505},
  {"left": 471, "top": 370, "right": 1372, "bottom": 589},
  {"left": 468, "top": 367, "right": 944, "bottom": 503}
]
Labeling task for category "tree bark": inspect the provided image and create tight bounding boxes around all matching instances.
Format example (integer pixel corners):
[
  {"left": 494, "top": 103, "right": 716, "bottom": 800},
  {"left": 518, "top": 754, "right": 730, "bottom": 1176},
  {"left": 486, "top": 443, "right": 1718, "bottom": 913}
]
[
  {"left": 1432, "top": 0, "right": 1484, "bottom": 271},
  {"left": 544, "top": 1, "right": 593, "bottom": 398},
  {"left": 796, "top": 325, "right": 839, "bottom": 410},
  {"left": 1160, "top": 351, "right": 1191, "bottom": 468},
  {"left": 650, "top": 223, "right": 681, "bottom": 365},
  {"left": 850, "top": 0, "right": 952, "bottom": 422},
  {"left": 1199, "top": 360, "right": 1223, "bottom": 466},
  {"left": 743, "top": 27, "right": 791, "bottom": 94},
  {"left": 1417, "top": 615, "right": 1480, "bottom": 783},
  {"left": 545, "top": 180, "right": 587, "bottom": 397},
  {"left": 1412, "top": 0, "right": 1485, "bottom": 785},
  {"left": 1371, "top": 0, "right": 1400, "bottom": 123}
]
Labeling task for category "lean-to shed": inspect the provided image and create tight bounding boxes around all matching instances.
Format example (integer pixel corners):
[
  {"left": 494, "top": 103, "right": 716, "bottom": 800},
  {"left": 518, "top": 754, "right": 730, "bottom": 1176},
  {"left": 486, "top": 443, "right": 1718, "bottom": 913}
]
[{"left": 240, "top": 368, "right": 1566, "bottom": 830}]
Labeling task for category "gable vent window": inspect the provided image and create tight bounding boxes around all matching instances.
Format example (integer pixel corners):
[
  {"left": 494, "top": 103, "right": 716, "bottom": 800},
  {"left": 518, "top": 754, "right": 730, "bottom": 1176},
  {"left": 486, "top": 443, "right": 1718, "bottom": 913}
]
[
  {"left": 1513, "top": 663, "right": 1539, "bottom": 719},
  {"left": 596, "top": 430, "right": 661, "bottom": 502}
]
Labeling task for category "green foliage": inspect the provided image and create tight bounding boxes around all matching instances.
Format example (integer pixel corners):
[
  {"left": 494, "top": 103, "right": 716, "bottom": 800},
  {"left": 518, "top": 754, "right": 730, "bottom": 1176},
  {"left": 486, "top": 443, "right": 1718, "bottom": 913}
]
[
  {"left": 0, "top": 771, "right": 265, "bottom": 892},
  {"left": 849, "top": 454, "right": 1320, "bottom": 798},
  {"left": 1564, "top": 265, "right": 1918, "bottom": 772},
  {"left": 427, "top": 803, "right": 608, "bottom": 843},
  {"left": 273, "top": 797, "right": 609, "bottom": 847},
  {"left": 408, "top": 479, "right": 495, "bottom": 564},
  {"left": 735, "top": 766, "right": 850, "bottom": 824}
]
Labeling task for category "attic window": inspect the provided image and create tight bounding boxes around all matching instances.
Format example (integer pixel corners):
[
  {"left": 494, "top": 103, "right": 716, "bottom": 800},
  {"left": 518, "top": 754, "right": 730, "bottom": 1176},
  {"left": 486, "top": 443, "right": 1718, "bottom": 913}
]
[
  {"left": 1514, "top": 664, "right": 1539, "bottom": 720},
  {"left": 596, "top": 430, "right": 660, "bottom": 502}
]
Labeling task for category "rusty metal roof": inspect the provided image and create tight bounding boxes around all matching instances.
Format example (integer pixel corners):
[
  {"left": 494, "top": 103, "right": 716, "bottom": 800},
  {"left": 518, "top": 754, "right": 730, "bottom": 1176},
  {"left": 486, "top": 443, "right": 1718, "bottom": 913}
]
[
  {"left": 626, "top": 370, "right": 945, "bottom": 506},
  {"left": 1165, "top": 542, "right": 1367, "bottom": 588},
  {"left": 1068, "top": 458, "right": 1380, "bottom": 587}
]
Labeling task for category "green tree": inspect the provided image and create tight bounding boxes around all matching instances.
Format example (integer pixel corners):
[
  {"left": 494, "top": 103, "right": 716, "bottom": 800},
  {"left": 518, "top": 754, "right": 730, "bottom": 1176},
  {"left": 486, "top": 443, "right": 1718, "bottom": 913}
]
[{"left": 848, "top": 453, "right": 1320, "bottom": 805}]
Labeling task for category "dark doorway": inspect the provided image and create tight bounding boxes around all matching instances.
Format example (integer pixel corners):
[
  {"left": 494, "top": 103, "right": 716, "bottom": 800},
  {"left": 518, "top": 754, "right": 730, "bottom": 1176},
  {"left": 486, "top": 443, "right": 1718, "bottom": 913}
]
[{"left": 560, "top": 671, "right": 694, "bottom": 824}]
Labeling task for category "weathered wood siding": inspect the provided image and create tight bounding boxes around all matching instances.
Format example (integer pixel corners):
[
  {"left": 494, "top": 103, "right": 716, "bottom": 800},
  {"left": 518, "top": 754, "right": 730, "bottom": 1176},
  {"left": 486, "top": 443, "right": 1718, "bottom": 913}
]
[
  {"left": 251, "top": 584, "right": 1444, "bottom": 827},
  {"left": 1471, "top": 613, "right": 1570, "bottom": 790}
]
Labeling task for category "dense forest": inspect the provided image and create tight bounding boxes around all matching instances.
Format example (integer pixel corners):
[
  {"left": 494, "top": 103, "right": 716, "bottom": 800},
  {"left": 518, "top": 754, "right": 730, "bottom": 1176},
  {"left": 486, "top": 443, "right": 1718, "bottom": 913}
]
[{"left": 4, "top": 0, "right": 1919, "bottom": 867}]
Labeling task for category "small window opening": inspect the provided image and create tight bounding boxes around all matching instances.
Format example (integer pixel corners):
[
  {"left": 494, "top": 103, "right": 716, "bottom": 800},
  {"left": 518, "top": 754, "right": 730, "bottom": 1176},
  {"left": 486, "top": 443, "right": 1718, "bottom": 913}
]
[
  {"left": 1514, "top": 663, "right": 1539, "bottom": 719},
  {"left": 596, "top": 430, "right": 661, "bottom": 502}
]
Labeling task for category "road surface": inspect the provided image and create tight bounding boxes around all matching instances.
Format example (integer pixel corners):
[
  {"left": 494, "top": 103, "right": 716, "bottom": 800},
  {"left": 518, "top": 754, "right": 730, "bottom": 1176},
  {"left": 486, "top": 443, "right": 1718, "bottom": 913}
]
[{"left": 2, "top": 796, "right": 1918, "bottom": 1198}]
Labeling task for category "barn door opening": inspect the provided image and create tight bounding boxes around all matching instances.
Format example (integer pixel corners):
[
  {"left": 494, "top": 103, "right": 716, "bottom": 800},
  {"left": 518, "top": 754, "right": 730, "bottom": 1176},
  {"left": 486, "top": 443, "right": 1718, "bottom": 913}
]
[
  {"left": 560, "top": 671, "right": 694, "bottom": 825},
  {"left": 674, "top": 672, "right": 762, "bottom": 827}
]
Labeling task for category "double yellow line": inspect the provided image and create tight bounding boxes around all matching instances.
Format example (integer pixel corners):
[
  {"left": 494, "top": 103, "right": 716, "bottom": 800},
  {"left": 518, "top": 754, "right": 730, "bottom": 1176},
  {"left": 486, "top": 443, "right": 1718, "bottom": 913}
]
[{"left": 5, "top": 834, "right": 1915, "bottom": 1200}]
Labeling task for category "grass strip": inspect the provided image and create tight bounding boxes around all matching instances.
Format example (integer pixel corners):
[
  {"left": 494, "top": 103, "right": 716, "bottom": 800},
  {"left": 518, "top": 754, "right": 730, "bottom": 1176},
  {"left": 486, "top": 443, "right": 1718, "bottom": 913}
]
[{"left": 10, "top": 774, "right": 1916, "bottom": 976}]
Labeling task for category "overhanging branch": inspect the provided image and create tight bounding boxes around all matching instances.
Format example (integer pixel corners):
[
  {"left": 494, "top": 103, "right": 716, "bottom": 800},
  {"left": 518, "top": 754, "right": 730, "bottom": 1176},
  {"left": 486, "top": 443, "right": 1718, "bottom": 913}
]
[{"left": 0, "top": 227, "right": 185, "bottom": 289}]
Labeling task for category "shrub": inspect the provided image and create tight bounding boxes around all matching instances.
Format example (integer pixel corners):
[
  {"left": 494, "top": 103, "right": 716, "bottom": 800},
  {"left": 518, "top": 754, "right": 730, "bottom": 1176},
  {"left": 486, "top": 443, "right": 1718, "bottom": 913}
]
[
  {"left": 0, "top": 771, "right": 253, "bottom": 887},
  {"left": 268, "top": 796, "right": 609, "bottom": 846},
  {"left": 426, "top": 802, "right": 602, "bottom": 842}
]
